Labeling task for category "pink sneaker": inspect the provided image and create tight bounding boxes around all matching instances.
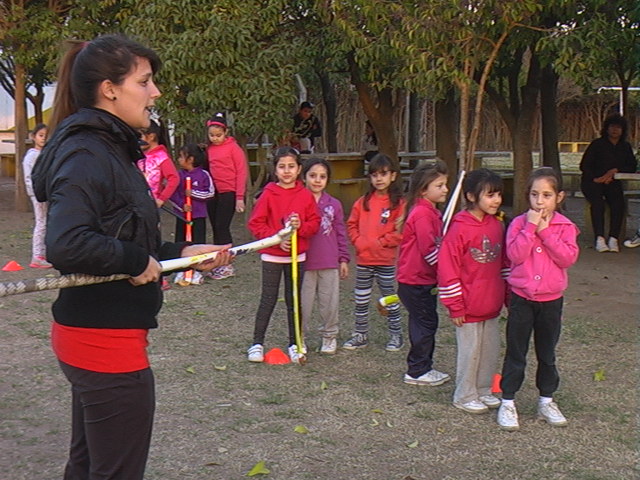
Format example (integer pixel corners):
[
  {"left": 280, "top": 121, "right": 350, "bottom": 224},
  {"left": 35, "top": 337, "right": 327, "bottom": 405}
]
[
  {"left": 210, "top": 264, "right": 235, "bottom": 279},
  {"left": 29, "top": 257, "right": 52, "bottom": 269}
]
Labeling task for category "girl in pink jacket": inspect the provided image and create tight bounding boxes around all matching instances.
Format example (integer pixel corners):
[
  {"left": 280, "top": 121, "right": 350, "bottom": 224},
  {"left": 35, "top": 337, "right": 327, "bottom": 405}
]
[
  {"left": 205, "top": 113, "right": 249, "bottom": 279},
  {"left": 138, "top": 120, "right": 179, "bottom": 208},
  {"left": 497, "top": 167, "right": 579, "bottom": 431}
]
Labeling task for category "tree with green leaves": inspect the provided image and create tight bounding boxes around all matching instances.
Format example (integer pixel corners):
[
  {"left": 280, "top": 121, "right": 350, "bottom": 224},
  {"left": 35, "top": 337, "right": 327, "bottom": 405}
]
[{"left": 550, "top": 0, "right": 639, "bottom": 117}]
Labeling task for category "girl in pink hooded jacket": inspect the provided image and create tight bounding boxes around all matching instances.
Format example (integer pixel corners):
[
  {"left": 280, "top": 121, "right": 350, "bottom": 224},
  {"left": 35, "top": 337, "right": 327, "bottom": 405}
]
[
  {"left": 497, "top": 167, "right": 579, "bottom": 432},
  {"left": 205, "top": 113, "right": 249, "bottom": 279},
  {"left": 138, "top": 119, "right": 179, "bottom": 208}
]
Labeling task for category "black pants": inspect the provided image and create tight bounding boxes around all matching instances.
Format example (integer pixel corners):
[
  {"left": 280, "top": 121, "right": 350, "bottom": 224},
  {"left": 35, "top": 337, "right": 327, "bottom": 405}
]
[
  {"left": 174, "top": 217, "right": 207, "bottom": 244},
  {"left": 500, "top": 293, "right": 563, "bottom": 400},
  {"left": 398, "top": 282, "right": 439, "bottom": 378},
  {"left": 59, "top": 362, "right": 155, "bottom": 480},
  {"left": 581, "top": 179, "right": 625, "bottom": 240},
  {"left": 253, "top": 260, "right": 304, "bottom": 346},
  {"left": 206, "top": 191, "right": 236, "bottom": 245}
]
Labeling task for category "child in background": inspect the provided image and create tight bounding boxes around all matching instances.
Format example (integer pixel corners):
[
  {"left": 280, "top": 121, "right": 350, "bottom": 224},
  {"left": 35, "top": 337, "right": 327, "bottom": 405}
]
[
  {"left": 205, "top": 113, "right": 248, "bottom": 279},
  {"left": 247, "top": 147, "right": 320, "bottom": 363},
  {"left": 397, "top": 160, "right": 451, "bottom": 386},
  {"left": 138, "top": 119, "right": 179, "bottom": 208},
  {"left": 343, "top": 153, "right": 405, "bottom": 352},
  {"left": 438, "top": 169, "right": 509, "bottom": 414},
  {"left": 301, "top": 157, "right": 350, "bottom": 355},
  {"left": 497, "top": 167, "right": 579, "bottom": 431},
  {"left": 170, "top": 144, "right": 215, "bottom": 285},
  {"left": 23, "top": 123, "right": 51, "bottom": 268}
]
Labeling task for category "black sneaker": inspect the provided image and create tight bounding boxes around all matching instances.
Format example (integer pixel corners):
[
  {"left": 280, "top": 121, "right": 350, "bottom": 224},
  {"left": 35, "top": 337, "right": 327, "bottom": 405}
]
[
  {"left": 385, "top": 334, "right": 403, "bottom": 352},
  {"left": 342, "top": 333, "right": 368, "bottom": 350}
]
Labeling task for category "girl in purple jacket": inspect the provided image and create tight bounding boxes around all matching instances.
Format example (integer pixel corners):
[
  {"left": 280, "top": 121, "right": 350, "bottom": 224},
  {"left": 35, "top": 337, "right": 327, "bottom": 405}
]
[
  {"left": 497, "top": 167, "right": 579, "bottom": 431},
  {"left": 170, "top": 144, "right": 215, "bottom": 285},
  {"left": 300, "top": 157, "right": 350, "bottom": 354}
]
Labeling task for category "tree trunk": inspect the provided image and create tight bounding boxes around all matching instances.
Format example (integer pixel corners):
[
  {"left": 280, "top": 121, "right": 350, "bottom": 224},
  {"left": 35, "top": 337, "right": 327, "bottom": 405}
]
[
  {"left": 512, "top": 126, "right": 534, "bottom": 214},
  {"left": 348, "top": 53, "right": 399, "bottom": 167},
  {"left": 15, "top": 63, "right": 30, "bottom": 212},
  {"left": 408, "top": 92, "right": 420, "bottom": 154},
  {"left": 318, "top": 71, "right": 337, "bottom": 153},
  {"left": 435, "top": 88, "right": 458, "bottom": 183},
  {"left": 540, "top": 64, "right": 560, "bottom": 171}
]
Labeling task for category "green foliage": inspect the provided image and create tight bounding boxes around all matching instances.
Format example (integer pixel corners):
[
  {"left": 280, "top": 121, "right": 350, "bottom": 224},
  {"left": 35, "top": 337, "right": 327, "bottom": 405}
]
[
  {"left": 540, "top": 0, "right": 639, "bottom": 91},
  {"left": 122, "top": 0, "right": 310, "bottom": 139}
]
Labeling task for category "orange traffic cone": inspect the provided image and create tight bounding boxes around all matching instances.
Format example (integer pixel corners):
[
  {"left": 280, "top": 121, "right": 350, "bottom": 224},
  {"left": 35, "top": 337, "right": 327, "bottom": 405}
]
[
  {"left": 264, "top": 348, "right": 290, "bottom": 365},
  {"left": 491, "top": 373, "right": 502, "bottom": 394},
  {"left": 2, "top": 260, "right": 23, "bottom": 272}
]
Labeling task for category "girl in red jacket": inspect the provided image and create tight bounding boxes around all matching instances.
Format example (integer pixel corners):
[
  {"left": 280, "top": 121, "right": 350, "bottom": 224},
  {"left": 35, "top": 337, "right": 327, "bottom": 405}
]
[
  {"left": 438, "top": 169, "right": 509, "bottom": 415},
  {"left": 247, "top": 147, "right": 320, "bottom": 363},
  {"left": 343, "top": 154, "right": 405, "bottom": 352},
  {"left": 497, "top": 167, "right": 579, "bottom": 431},
  {"left": 397, "top": 160, "right": 451, "bottom": 387},
  {"left": 205, "top": 113, "right": 249, "bottom": 279}
]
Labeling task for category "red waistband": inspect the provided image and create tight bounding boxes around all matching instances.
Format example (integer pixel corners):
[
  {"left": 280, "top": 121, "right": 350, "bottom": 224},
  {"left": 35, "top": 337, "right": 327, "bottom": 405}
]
[{"left": 51, "top": 322, "right": 149, "bottom": 373}]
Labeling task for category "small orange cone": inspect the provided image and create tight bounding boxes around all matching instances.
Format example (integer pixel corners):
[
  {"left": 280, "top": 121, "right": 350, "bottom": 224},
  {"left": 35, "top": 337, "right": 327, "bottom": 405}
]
[
  {"left": 2, "top": 260, "right": 23, "bottom": 272},
  {"left": 264, "top": 348, "right": 290, "bottom": 365},
  {"left": 492, "top": 373, "right": 502, "bottom": 393}
]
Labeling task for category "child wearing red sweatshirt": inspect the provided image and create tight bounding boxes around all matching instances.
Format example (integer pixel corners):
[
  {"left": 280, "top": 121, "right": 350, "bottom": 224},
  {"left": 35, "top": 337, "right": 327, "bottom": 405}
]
[
  {"left": 247, "top": 147, "right": 320, "bottom": 364},
  {"left": 205, "top": 113, "right": 249, "bottom": 279},
  {"left": 438, "top": 169, "right": 509, "bottom": 415},
  {"left": 397, "top": 160, "right": 451, "bottom": 387},
  {"left": 343, "top": 154, "right": 405, "bottom": 352}
]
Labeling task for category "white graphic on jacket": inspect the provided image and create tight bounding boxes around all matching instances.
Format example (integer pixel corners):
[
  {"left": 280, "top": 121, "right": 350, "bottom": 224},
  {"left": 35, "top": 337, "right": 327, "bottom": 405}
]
[
  {"left": 321, "top": 205, "right": 335, "bottom": 235},
  {"left": 380, "top": 208, "right": 390, "bottom": 224},
  {"left": 470, "top": 235, "right": 501, "bottom": 264}
]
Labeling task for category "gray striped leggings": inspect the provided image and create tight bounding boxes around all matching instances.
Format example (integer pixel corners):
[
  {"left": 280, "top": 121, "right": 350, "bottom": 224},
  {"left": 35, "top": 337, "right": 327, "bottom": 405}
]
[{"left": 352, "top": 264, "right": 402, "bottom": 335}]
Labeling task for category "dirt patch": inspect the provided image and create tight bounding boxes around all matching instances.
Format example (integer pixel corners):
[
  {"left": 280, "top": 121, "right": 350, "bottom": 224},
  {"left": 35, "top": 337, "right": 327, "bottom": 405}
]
[{"left": 0, "top": 176, "right": 638, "bottom": 479}]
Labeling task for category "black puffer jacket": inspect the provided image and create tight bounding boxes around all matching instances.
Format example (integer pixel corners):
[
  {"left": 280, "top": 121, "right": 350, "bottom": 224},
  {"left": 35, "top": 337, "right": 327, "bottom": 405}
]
[{"left": 33, "top": 108, "right": 184, "bottom": 329}]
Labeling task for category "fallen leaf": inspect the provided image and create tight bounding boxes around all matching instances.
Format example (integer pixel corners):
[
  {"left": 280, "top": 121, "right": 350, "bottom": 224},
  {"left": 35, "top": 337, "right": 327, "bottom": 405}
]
[
  {"left": 407, "top": 441, "right": 419, "bottom": 448},
  {"left": 214, "top": 365, "right": 227, "bottom": 371},
  {"left": 370, "top": 418, "right": 380, "bottom": 426},
  {"left": 294, "top": 425, "right": 309, "bottom": 434},
  {"left": 218, "top": 447, "right": 229, "bottom": 453},
  {"left": 371, "top": 409, "right": 384, "bottom": 414},
  {"left": 593, "top": 368, "right": 605, "bottom": 381},
  {"left": 185, "top": 366, "right": 196, "bottom": 374},
  {"left": 386, "top": 420, "right": 393, "bottom": 428},
  {"left": 247, "top": 460, "right": 270, "bottom": 476},
  {"left": 195, "top": 311, "right": 206, "bottom": 316},
  {"left": 320, "top": 381, "right": 328, "bottom": 390}
]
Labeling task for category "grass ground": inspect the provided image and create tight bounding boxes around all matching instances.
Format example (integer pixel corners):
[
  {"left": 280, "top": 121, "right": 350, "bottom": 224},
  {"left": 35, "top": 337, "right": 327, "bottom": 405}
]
[{"left": 0, "top": 178, "right": 638, "bottom": 479}]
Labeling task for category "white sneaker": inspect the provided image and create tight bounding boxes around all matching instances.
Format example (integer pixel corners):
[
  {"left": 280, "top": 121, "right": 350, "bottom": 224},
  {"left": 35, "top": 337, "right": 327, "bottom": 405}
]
[
  {"left": 247, "top": 344, "right": 264, "bottom": 362},
  {"left": 288, "top": 344, "right": 306, "bottom": 364},
  {"left": 623, "top": 233, "right": 640, "bottom": 248},
  {"left": 173, "top": 271, "right": 185, "bottom": 284},
  {"left": 404, "top": 369, "right": 451, "bottom": 386},
  {"left": 607, "top": 237, "right": 619, "bottom": 253},
  {"left": 497, "top": 403, "right": 519, "bottom": 431},
  {"left": 190, "top": 270, "right": 204, "bottom": 285},
  {"left": 479, "top": 394, "right": 501, "bottom": 409},
  {"left": 537, "top": 401, "right": 568, "bottom": 427},
  {"left": 453, "top": 400, "right": 489, "bottom": 414},
  {"left": 320, "top": 337, "right": 337, "bottom": 354},
  {"left": 595, "top": 236, "right": 609, "bottom": 252}
]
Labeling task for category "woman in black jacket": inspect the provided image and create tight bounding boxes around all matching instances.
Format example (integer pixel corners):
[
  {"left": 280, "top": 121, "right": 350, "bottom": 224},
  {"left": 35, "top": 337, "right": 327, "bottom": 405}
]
[
  {"left": 580, "top": 113, "right": 637, "bottom": 252},
  {"left": 32, "top": 35, "right": 231, "bottom": 479}
]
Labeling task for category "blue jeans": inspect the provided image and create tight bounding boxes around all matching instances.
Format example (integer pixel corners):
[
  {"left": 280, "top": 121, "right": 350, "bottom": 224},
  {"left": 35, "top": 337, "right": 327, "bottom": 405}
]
[{"left": 398, "top": 282, "right": 439, "bottom": 378}]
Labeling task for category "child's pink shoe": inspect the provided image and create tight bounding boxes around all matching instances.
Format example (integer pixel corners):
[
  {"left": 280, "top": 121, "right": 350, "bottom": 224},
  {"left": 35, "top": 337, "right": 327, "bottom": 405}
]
[{"left": 29, "top": 257, "right": 52, "bottom": 269}]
